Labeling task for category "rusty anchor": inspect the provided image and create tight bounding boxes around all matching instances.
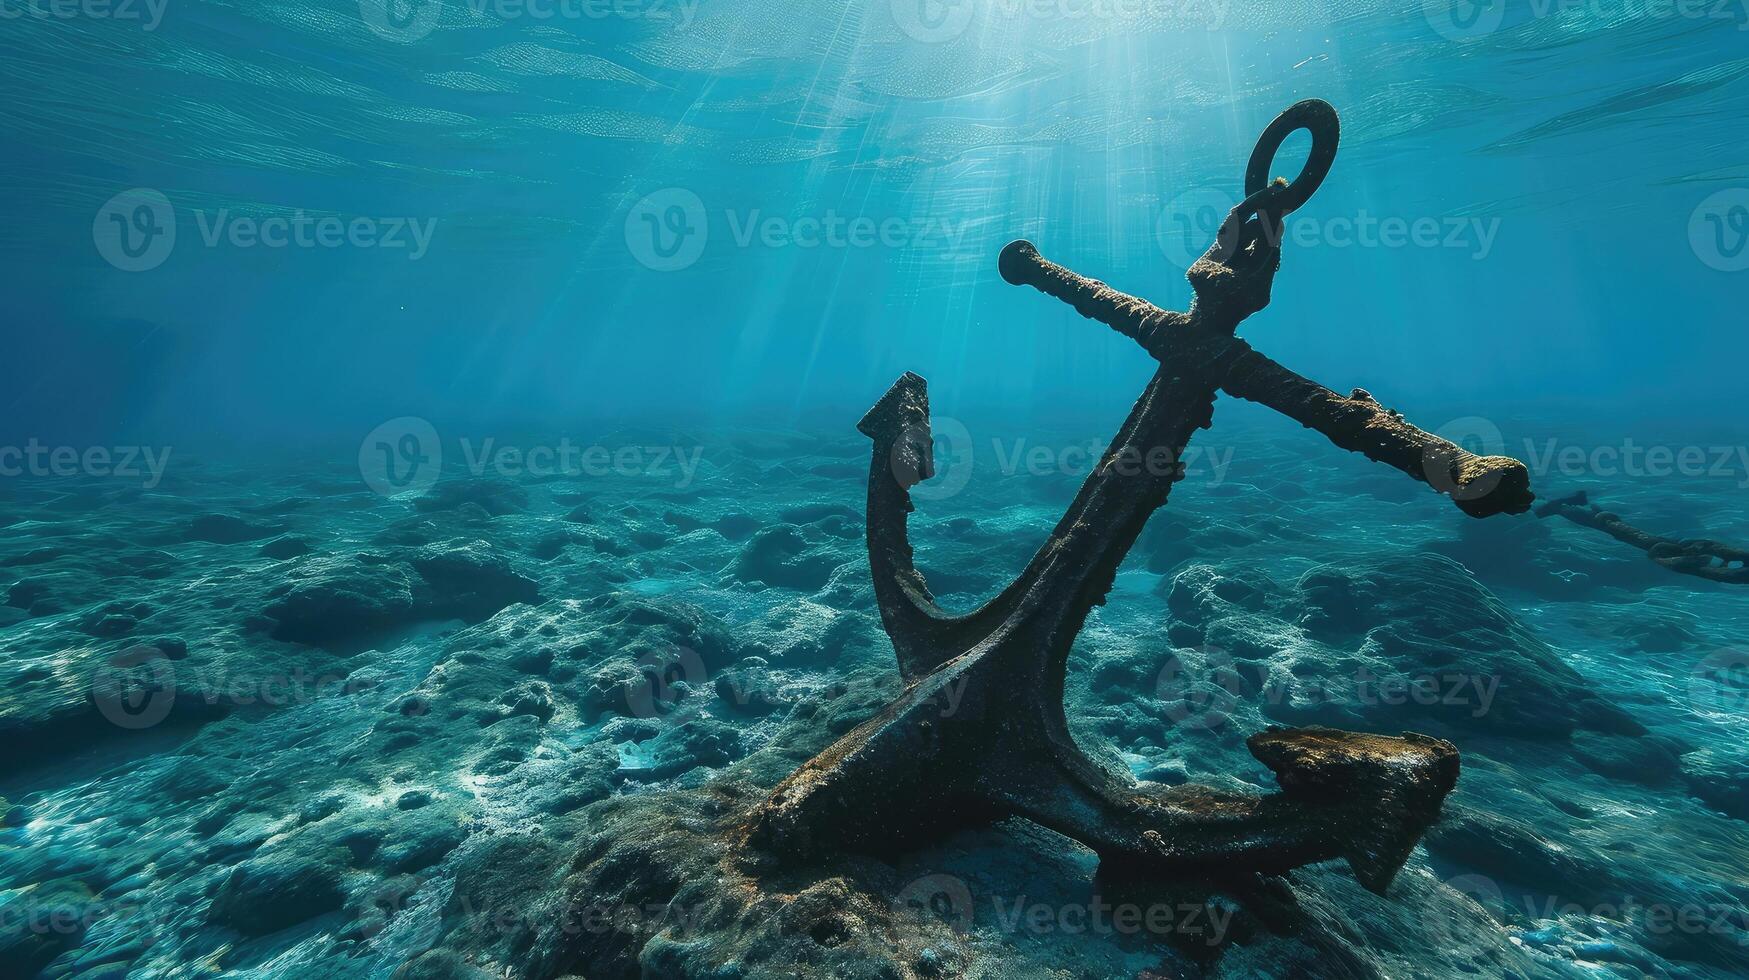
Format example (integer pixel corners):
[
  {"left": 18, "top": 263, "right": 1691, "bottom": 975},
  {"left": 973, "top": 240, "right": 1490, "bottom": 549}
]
[{"left": 747, "top": 100, "right": 1535, "bottom": 895}]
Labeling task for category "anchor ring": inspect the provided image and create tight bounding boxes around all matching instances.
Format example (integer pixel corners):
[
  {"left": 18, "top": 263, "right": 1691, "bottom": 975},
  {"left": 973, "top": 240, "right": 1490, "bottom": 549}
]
[{"left": 1243, "top": 99, "right": 1340, "bottom": 218}]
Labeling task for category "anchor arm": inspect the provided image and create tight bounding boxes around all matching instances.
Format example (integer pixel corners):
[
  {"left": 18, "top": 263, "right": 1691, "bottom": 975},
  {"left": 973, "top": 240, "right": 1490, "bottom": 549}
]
[
  {"left": 987, "top": 727, "right": 1460, "bottom": 896},
  {"left": 857, "top": 373, "right": 1037, "bottom": 680}
]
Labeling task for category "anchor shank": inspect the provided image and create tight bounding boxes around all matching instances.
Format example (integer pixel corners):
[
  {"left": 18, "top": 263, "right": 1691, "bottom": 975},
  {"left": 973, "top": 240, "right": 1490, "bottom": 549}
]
[
  {"left": 1211, "top": 341, "right": 1534, "bottom": 518},
  {"left": 993, "top": 364, "right": 1217, "bottom": 674}
]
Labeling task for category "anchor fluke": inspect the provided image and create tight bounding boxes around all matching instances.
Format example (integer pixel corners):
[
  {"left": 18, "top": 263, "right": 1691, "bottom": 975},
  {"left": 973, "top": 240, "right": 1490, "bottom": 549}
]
[{"left": 1248, "top": 728, "right": 1459, "bottom": 895}]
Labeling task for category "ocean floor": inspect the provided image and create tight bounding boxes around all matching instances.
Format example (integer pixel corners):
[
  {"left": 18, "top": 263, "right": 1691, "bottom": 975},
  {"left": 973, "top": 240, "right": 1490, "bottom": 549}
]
[{"left": 2, "top": 410, "right": 1747, "bottom": 979}]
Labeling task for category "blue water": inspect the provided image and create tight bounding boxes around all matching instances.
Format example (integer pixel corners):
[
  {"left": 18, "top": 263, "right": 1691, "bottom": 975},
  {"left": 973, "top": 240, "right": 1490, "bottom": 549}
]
[
  {"left": 4, "top": 5, "right": 1749, "bottom": 979},
  {"left": 5, "top": 1, "right": 1748, "bottom": 445}
]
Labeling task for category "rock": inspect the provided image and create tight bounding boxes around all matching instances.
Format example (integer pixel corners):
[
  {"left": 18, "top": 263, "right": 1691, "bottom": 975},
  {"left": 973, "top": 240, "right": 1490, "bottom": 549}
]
[
  {"left": 393, "top": 949, "right": 501, "bottom": 980},
  {"left": 1679, "top": 745, "right": 1749, "bottom": 820},
  {"left": 620, "top": 719, "right": 744, "bottom": 781},
  {"left": 261, "top": 544, "right": 538, "bottom": 644},
  {"left": 397, "top": 790, "right": 433, "bottom": 810},
  {"left": 414, "top": 479, "right": 528, "bottom": 517},
  {"left": 727, "top": 526, "right": 846, "bottom": 591},
  {"left": 261, "top": 556, "right": 421, "bottom": 644},
  {"left": 375, "top": 812, "right": 467, "bottom": 873},
  {"left": 1162, "top": 555, "right": 1642, "bottom": 739},
  {"left": 1422, "top": 805, "right": 1614, "bottom": 905},
  {"left": 410, "top": 541, "right": 541, "bottom": 619},
  {"left": 184, "top": 513, "right": 279, "bottom": 544},
  {"left": 207, "top": 841, "right": 350, "bottom": 936},
  {"left": 1569, "top": 731, "right": 1679, "bottom": 785},
  {"left": 77, "top": 601, "right": 154, "bottom": 637},
  {"left": 714, "top": 666, "right": 793, "bottom": 715},
  {"left": 259, "top": 536, "right": 315, "bottom": 560},
  {"left": 0, "top": 878, "right": 94, "bottom": 977}
]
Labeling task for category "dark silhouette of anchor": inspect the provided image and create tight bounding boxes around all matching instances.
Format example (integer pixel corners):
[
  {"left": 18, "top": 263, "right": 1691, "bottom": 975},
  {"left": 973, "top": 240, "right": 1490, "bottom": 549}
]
[{"left": 748, "top": 101, "right": 1535, "bottom": 894}]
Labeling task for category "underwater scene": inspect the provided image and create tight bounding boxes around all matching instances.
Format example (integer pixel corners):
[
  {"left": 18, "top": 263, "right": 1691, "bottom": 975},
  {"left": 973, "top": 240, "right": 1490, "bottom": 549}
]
[{"left": 4, "top": 0, "right": 1749, "bottom": 977}]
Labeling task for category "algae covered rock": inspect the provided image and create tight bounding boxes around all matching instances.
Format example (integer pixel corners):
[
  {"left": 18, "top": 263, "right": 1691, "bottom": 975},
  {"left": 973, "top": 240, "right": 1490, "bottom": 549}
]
[
  {"left": 1160, "top": 554, "right": 1640, "bottom": 739},
  {"left": 208, "top": 839, "right": 351, "bottom": 936}
]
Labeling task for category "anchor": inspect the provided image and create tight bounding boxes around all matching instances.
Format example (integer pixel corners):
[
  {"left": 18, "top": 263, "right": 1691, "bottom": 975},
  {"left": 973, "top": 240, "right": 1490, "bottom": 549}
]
[{"left": 746, "top": 100, "right": 1535, "bottom": 895}]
